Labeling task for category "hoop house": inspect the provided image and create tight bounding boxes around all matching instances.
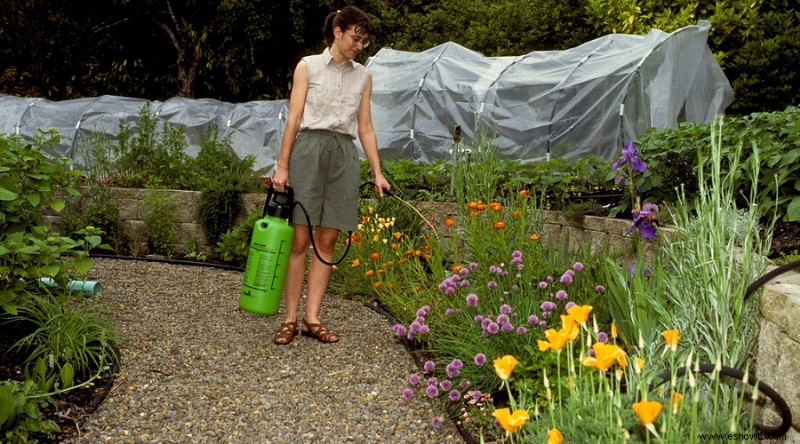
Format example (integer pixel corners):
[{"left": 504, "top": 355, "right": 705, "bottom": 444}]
[{"left": 367, "top": 20, "right": 732, "bottom": 161}]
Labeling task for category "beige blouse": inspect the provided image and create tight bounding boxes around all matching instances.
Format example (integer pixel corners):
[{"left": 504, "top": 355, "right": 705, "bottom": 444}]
[{"left": 300, "top": 47, "right": 369, "bottom": 140}]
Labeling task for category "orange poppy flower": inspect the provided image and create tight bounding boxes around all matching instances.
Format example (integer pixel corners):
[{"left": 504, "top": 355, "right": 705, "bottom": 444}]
[
  {"left": 393, "top": 231, "right": 402, "bottom": 239},
  {"left": 633, "top": 400, "right": 662, "bottom": 425},
  {"left": 476, "top": 203, "right": 488, "bottom": 211},
  {"left": 537, "top": 327, "right": 574, "bottom": 352},
  {"left": 370, "top": 252, "right": 380, "bottom": 260},
  {"left": 365, "top": 270, "right": 375, "bottom": 277},
  {"left": 529, "top": 232, "right": 540, "bottom": 240},
  {"left": 351, "top": 233, "right": 361, "bottom": 243},
  {"left": 444, "top": 217, "right": 455, "bottom": 227},
  {"left": 360, "top": 215, "right": 370, "bottom": 223},
  {"left": 452, "top": 264, "right": 464, "bottom": 273},
  {"left": 511, "top": 210, "right": 520, "bottom": 217},
  {"left": 671, "top": 391, "right": 683, "bottom": 413},
  {"left": 351, "top": 259, "right": 360, "bottom": 267},
  {"left": 493, "top": 355, "right": 519, "bottom": 380},
  {"left": 489, "top": 202, "right": 503, "bottom": 212},
  {"left": 466, "top": 201, "right": 478, "bottom": 209},
  {"left": 567, "top": 304, "right": 593, "bottom": 325},
  {"left": 519, "top": 189, "right": 530, "bottom": 197},
  {"left": 611, "top": 323, "right": 618, "bottom": 339},
  {"left": 582, "top": 342, "right": 628, "bottom": 371},
  {"left": 492, "top": 408, "right": 530, "bottom": 432},
  {"left": 547, "top": 428, "right": 563, "bottom": 444},
  {"left": 373, "top": 281, "right": 382, "bottom": 288},
  {"left": 493, "top": 221, "right": 506, "bottom": 230},
  {"left": 662, "top": 329, "right": 680, "bottom": 351},
  {"left": 404, "top": 250, "right": 414, "bottom": 256}
]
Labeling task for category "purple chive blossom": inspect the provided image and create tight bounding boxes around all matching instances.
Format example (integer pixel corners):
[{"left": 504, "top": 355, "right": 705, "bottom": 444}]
[
  {"left": 542, "top": 311, "right": 551, "bottom": 318},
  {"left": 469, "top": 390, "right": 483, "bottom": 402},
  {"left": 431, "top": 416, "right": 443, "bottom": 428},
  {"left": 445, "top": 287, "right": 456, "bottom": 295},
  {"left": 555, "top": 290, "right": 568, "bottom": 300},
  {"left": 497, "top": 314, "right": 510, "bottom": 324},
  {"left": 512, "top": 250, "right": 522, "bottom": 258},
  {"left": 459, "top": 267, "right": 470, "bottom": 275},
  {"left": 449, "top": 390, "right": 462, "bottom": 402},
  {"left": 598, "top": 332, "right": 609, "bottom": 343},
  {"left": 402, "top": 388, "right": 414, "bottom": 401},
  {"left": 487, "top": 322, "right": 500, "bottom": 334},
  {"left": 456, "top": 308, "right": 463, "bottom": 314},
  {"left": 393, "top": 324, "right": 407, "bottom": 336},
  {"left": 426, "top": 385, "right": 439, "bottom": 398},
  {"left": 415, "top": 316, "right": 425, "bottom": 324},
  {"left": 487, "top": 280, "right": 498, "bottom": 289},
  {"left": 460, "top": 379, "right": 471, "bottom": 389},
  {"left": 546, "top": 275, "right": 554, "bottom": 283},
  {"left": 474, "top": 314, "right": 484, "bottom": 323},
  {"left": 528, "top": 315, "right": 539, "bottom": 324},
  {"left": 410, "top": 321, "right": 421, "bottom": 333},
  {"left": 427, "top": 377, "right": 438, "bottom": 386},
  {"left": 565, "top": 301, "right": 576, "bottom": 310},
  {"left": 517, "top": 326, "right": 528, "bottom": 335},
  {"left": 446, "top": 365, "right": 460, "bottom": 379},
  {"left": 560, "top": 273, "right": 573, "bottom": 284},
  {"left": 573, "top": 262, "right": 584, "bottom": 271},
  {"left": 500, "top": 304, "right": 512, "bottom": 315},
  {"left": 424, "top": 360, "right": 435, "bottom": 372},
  {"left": 450, "top": 359, "right": 463, "bottom": 369},
  {"left": 489, "top": 265, "right": 498, "bottom": 274},
  {"left": 466, "top": 293, "right": 478, "bottom": 307},
  {"left": 474, "top": 353, "right": 487, "bottom": 366},
  {"left": 539, "top": 320, "right": 548, "bottom": 327},
  {"left": 440, "top": 380, "right": 452, "bottom": 391},
  {"left": 501, "top": 322, "right": 514, "bottom": 333},
  {"left": 445, "top": 308, "right": 454, "bottom": 316},
  {"left": 459, "top": 280, "right": 470, "bottom": 287},
  {"left": 419, "top": 325, "right": 430, "bottom": 334},
  {"left": 409, "top": 374, "right": 421, "bottom": 385},
  {"left": 540, "top": 301, "right": 556, "bottom": 311},
  {"left": 595, "top": 284, "right": 606, "bottom": 293},
  {"left": 469, "top": 262, "right": 478, "bottom": 269},
  {"left": 438, "top": 282, "right": 448, "bottom": 291}
]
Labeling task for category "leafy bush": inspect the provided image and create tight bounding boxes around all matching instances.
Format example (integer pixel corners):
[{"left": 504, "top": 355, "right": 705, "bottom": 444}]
[
  {"left": 0, "top": 380, "right": 60, "bottom": 442},
  {"left": 141, "top": 190, "right": 179, "bottom": 256},
  {"left": 629, "top": 106, "right": 800, "bottom": 222},
  {"left": 215, "top": 211, "right": 261, "bottom": 268}
]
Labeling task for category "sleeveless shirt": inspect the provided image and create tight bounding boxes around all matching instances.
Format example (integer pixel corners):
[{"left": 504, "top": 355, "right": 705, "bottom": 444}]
[{"left": 300, "top": 47, "right": 369, "bottom": 140}]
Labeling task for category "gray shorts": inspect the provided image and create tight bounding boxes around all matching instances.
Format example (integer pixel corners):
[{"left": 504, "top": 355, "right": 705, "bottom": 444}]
[{"left": 288, "top": 130, "right": 360, "bottom": 231}]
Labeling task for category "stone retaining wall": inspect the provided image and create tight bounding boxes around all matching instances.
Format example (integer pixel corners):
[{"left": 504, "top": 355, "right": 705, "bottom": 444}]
[{"left": 47, "top": 189, "right": 799, "bottom": 438}]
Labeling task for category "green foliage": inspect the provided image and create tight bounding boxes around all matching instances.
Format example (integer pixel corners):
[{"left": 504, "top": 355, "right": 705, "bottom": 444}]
[
  {"left": 10, "top": 294, "right": 119, "bottom": 388},
  {"left": 198, "top": 167, "right": 251, "bottom": 248},
  {"left": 0, "top": 380, "right": 60, "bottom": 442},
  {"left": 141, "top": 190, "right": 179, "bottom": 256},
  {"left": 632, "top": 106, "right": 800, "bottom": 222},
  {"left": 214, "top": 211, "right": 261, "bottom": 268},
  {"left": 0, "top": 132, "right": 97, "bottom": 315}
]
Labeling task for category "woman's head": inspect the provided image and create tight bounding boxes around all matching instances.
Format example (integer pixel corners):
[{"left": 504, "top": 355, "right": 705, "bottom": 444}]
[{"left": 323, "top": 6, "right": 373, "bottom": 48}]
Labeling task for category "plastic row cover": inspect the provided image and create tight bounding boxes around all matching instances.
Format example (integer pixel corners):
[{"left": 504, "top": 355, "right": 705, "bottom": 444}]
[{"left": 0, "top": 21, "right": 732, "bottom": 171}]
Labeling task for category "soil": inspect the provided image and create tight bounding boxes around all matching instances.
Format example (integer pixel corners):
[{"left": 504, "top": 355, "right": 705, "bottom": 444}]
[{"left": 2, "top": 220, "right": 798, "bottom": 442}]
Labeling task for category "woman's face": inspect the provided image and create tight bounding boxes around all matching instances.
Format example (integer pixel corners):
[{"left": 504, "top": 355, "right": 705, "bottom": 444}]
[{"left": 337, "top": 26, "right": 370, "bottom": 59}]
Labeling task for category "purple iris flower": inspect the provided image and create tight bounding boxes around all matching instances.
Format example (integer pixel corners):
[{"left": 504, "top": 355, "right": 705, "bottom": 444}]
[
  {"left": 626, "top": 202, "right": 659, "bottom": 239},
  {"left": 612, "top": 140, "right": 647, "bottom": 173}
]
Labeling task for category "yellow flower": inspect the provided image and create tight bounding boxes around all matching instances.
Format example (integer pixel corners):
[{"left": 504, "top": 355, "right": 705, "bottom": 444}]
[
  {"left": 671, "top": 391, "right": 683, "bottom": 413},
  {"left": 537, "top": 326, "right": 575, "bottom": 352},
  {"left": 393, "top": 231, "right": 402, "bottom": 239},
  {"left": 633, "top": 400, "right": 663, "bottom": 425},
  {"left": 351, "top": 258, "right": 360, "bottom": 268},
  {"left": 492, "top": 408, "right": 530, "bottom": 432},
  {"left": 634, "top": 357, "right": 645, "bottom": 374},
  {"left": 567, "top": 304, "right": 593, "bottom": 325},
  {"left": 368, "top": 206, "right": 375, "bottom": 215},
  {"left": 611, "top": 323, "right": 618, "bottom": 339},
  {"left": 493, "top": 355, "right": 519, "bottom": 381},
  {"left": 582, "top": 342, "right": 628, "bottom": 371},
  {"left": 365, "top": 270, "right": 375, "bottom": 277},
  {"left": 547, "top": 428, "right": 563, "bottom": 444},
  {"left": 662, "top": 329, "right": 680, "bottom": 351}
]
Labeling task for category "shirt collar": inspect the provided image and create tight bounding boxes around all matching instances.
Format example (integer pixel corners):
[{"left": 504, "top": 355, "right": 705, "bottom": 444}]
[{"left": 323, "top": 47, "right": 354, "bottom": 69}]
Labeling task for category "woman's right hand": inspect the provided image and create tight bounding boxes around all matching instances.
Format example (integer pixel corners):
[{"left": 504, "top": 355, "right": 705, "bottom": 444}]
[{"left": 271, "top": 167, "right": 289, "bottom": 192}]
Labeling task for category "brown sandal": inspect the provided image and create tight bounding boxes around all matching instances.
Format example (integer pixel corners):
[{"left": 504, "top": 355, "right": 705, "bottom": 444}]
[
  {"left": 273, "top": 321, "right": 298, "bottom": 345},
  {"left": 301, "top": 319, "right": 339, "bottom": 343}
]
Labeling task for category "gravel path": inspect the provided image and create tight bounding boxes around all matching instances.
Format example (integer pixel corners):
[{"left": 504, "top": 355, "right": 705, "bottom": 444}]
[{"left": 68, "top": 258, "right": 464, "bottom": 444}]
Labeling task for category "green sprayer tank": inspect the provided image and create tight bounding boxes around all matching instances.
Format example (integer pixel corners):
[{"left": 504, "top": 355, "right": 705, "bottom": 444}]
[{"left": 239, "top": 186, "right": 295, "bottom": 315}]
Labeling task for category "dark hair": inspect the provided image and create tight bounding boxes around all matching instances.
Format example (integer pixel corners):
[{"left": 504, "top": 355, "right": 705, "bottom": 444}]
[{"left": 323, "top": 6, "right": 373, "bottom": 46}]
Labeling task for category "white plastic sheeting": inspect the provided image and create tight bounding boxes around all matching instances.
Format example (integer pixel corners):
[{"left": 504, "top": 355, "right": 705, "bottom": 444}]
[
  {"left": 0, "top": 94, "right": 288, "bottom": 171},
  {"left": 0, "top": 21, "right": 731, "bottom": 171},
  {"left": 368, "top": 20, "right": 733, "bottom": 161}
]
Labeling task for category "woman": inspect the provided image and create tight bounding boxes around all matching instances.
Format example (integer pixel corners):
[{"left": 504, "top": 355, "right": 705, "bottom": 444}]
[{"left": 270, "top": 6, "right": 391, "bottom": 344}]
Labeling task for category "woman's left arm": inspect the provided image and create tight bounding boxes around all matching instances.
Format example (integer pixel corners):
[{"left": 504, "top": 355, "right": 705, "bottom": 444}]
[{"left": 357, "top": 73, "right": 390, "bottom": 196}]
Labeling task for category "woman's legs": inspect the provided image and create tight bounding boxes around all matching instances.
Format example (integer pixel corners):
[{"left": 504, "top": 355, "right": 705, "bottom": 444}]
[
  {"left": 303, "top": 226, "right": 340, "bottom": 325},
  {"left": 280, "top": 223, "right": 312, "bottom": 324}
]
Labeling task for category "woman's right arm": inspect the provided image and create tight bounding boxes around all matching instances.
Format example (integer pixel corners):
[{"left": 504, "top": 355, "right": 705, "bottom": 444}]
[{"left": 272, "top": 60, "right": 309, "bottom": 192}]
